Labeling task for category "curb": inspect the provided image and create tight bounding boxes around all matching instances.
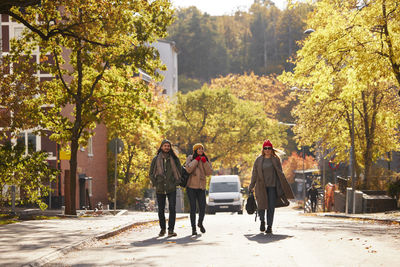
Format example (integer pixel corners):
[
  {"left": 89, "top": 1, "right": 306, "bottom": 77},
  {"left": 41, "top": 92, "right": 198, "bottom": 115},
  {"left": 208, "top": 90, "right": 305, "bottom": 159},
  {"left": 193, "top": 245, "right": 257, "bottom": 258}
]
[
  {"left": 23, "top": 215, "right": 188, "bottom": 267},
  {"left": 321, "top": 213, "right": 400, "bottom": 224}
]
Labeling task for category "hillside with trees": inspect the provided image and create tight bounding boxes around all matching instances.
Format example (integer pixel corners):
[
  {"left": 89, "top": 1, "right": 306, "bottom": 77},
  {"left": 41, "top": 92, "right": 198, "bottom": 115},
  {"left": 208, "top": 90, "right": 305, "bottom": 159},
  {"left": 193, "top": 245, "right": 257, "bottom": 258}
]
[{"left": 167, "top": 1, "right": 313, "bottom": 92}]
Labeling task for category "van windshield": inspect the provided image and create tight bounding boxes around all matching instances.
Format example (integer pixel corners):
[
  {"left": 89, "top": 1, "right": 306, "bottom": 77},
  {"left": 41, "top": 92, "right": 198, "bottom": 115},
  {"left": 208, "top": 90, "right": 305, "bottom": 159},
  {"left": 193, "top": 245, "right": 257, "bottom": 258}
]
[{"left": 210, "top": 182, "right": 239, "bottom": 193}]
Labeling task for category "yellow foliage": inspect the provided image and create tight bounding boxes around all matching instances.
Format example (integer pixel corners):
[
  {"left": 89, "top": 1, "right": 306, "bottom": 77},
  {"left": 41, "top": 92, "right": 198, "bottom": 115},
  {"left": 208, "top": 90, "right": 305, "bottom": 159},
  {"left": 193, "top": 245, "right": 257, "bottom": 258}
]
[
  {"left": 210, "top": 73, "right": 293, "bottom": 119},
  {"left": 279, "top": 0, "right": 400, "bottom": 188}
]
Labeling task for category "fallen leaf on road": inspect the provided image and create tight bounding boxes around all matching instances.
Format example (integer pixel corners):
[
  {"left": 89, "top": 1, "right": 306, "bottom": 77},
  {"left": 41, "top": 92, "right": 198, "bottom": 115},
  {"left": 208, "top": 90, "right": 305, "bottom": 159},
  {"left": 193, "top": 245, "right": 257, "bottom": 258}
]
[{"left": 164, "top": 241, "right": 176, "bottom": 244}]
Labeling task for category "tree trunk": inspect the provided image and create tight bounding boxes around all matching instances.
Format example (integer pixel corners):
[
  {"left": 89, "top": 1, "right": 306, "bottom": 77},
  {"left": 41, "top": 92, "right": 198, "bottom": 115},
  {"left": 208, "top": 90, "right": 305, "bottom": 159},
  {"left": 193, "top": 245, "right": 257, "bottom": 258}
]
[
  {"left": 124, "top": 144, "right": 134, "bottom": 183},
  {"left": 361, "top": 89, "right": 378, "bottom": 189},
  {"left": 65, "top": 43, "right": 83, "bottom": 215}
]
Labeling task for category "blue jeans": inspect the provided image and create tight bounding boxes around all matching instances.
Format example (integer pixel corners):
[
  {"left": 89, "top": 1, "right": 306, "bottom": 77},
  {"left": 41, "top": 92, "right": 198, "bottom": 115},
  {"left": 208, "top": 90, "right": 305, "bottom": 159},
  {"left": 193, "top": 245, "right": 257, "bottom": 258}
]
[
  {"left": 259, "top": 187, "right": 277, "bottom": 227},
  {"left": 156, "top": 190, "right": 176, "bottom": 231}
]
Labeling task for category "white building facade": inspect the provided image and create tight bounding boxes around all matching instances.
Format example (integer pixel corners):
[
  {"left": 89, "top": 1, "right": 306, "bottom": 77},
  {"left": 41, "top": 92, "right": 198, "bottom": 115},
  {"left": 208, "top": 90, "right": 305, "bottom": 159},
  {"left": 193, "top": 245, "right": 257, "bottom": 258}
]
[{"left": 152, "top": 40, "right": 178, "bottom": 97}]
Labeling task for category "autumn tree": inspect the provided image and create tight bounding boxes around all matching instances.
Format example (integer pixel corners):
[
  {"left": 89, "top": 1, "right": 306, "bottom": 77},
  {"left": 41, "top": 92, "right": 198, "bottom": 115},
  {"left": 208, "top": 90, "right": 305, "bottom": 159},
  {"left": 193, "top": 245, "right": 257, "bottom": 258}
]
[
  {"left": 280, "top": 0, "right": 400, "bottom": 188},
  {"left": 282, "top": 151, "right": 318, "bottom": 184},
  {"left": 8, "top": 0, "right": 174, "bottom": 215},
  {"left": 0, "top": 0, "right": 40, "bottom": 14},
  {"left": 209, "top": 72, "right": 292, "bottom": 119},
  {"left": 165, "top": 86, "right": 287, "bottom": 179},
  {"left": 105, "top": 81, "right": 167, "bottom": 208},
  {"left": 0, "top": 44, "right": 41, "bottom": 135}
]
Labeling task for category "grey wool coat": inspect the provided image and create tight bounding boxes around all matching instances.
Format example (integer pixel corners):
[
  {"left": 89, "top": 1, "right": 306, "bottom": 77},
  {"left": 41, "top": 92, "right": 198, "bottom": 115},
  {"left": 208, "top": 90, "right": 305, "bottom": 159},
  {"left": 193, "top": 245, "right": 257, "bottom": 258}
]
[{"left": 249, "top": 155, "right": 294, "bottom": 210}]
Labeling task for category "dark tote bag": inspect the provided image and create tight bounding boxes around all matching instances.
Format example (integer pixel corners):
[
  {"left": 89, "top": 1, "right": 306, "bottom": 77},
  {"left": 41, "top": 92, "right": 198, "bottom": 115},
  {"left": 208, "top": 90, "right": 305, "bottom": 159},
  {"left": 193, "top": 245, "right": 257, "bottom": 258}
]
[
  {"left": 179, "top": 166, "right": 190, "bottom": 187},
  {"left": 246, "top": 192, "right": 257, "bottom": 215}
]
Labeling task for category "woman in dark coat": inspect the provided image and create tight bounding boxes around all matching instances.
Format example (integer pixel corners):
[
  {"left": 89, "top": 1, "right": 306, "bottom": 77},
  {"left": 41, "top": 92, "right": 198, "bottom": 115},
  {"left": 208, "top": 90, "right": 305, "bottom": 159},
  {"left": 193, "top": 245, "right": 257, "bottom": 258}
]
[{"left": 249, "top": 140, "right": 294, "bottom": 234}]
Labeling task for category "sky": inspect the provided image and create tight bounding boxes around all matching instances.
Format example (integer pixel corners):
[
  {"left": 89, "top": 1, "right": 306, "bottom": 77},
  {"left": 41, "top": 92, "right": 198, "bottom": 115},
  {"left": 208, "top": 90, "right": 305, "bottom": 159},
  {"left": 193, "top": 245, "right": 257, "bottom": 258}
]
[{"left": 171, "top": 0, "right": 288, "bottom": 15}]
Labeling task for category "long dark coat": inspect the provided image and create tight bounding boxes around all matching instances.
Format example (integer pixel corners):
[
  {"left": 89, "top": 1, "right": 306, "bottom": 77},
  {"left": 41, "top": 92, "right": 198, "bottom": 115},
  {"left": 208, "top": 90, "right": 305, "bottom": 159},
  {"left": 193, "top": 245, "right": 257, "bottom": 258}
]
[{"left": 249, "top": 155, "right": 294, "bottom": 210}]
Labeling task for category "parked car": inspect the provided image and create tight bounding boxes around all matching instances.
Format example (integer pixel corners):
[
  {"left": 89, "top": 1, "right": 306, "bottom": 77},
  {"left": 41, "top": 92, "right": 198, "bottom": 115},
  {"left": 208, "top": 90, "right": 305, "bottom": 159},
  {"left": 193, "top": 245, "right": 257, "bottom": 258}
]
[{"left": 207, "top": 175, "right": 243, "bottom": 214}]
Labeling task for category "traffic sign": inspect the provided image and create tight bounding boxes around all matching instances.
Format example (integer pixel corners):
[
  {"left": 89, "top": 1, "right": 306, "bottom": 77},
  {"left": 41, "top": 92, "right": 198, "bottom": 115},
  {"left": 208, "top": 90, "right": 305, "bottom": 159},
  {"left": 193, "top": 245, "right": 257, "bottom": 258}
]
[{"left": 108, "top": 138, "right": 124, "bottom": 154}]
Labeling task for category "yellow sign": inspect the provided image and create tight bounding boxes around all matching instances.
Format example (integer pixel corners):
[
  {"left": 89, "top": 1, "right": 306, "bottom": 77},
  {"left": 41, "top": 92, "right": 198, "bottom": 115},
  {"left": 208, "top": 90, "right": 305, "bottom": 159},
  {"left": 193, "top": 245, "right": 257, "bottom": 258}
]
[{"left": 60, "top": 150, "right": 71, "bottom": 160}]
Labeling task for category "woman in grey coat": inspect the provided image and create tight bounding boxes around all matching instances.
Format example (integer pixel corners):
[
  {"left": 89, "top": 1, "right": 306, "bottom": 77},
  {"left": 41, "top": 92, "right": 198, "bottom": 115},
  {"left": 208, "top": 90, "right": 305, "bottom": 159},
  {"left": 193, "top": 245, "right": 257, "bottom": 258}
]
[{"left": 249, "top": 140, "right": 294, "bottom": 234}]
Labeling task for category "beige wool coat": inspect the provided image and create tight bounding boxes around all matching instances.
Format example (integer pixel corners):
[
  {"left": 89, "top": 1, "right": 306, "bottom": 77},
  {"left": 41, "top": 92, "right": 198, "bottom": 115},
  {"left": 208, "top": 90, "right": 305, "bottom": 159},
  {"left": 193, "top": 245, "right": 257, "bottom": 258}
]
[
  {"left": 249, "top": 155, "right": 294, "bottom": 210},
  {"left": 185, "top": 155, "right": 213, "bottom": 190}
]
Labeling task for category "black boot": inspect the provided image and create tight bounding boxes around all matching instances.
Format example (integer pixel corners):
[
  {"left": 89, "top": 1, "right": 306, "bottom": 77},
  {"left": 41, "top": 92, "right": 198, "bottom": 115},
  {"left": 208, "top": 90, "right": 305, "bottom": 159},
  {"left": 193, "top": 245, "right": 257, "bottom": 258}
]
[
  {"left": 159, "top": 229, "right": 166, "bottom": 237},
  {"left": 168, "top": 230, "right": 177, "bottom": 237},
  {"left": 260, "top": 221, "right": 265, "bottom": 232},
  {"left": 266, "top": 225, "right": 272, "bottom": 234},
  {"left": 192, "top": 227, "right": 198, "bottom": 236},
  {"left": 198, "top": 223, "right": 206, "bottom": 233}
]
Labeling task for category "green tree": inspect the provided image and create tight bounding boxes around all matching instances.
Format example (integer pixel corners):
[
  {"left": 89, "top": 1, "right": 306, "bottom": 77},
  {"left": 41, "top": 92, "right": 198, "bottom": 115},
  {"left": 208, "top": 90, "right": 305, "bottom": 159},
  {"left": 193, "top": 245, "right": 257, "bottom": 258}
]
[
  {"left": 167, "top": 7, "right": 229, "bottom": 82},
  {"left": 178, "top": 75, "right": 203, "bottom": 94},
  {"left": 8, "top": 0, "right": 174, "bottom": 215},
  {"left": 216, "top": 11, "right": 252, "bottom": 74},
  {"left": 248, "top": 1, "right": 281, "bottom": 74},
  {"left": 275, "top": 3, "right": 313, "bottom": 71},
  {"left": 165, "top": 86, "right": 286, "bottom": 179},
  {"left": 0, "top": 141, "right": 58, "bottom": 210}
]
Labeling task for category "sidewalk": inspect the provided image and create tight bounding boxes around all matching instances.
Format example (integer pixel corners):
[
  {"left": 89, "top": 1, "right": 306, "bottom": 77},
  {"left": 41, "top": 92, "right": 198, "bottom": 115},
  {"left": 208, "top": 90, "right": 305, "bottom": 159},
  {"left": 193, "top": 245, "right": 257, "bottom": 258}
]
[
  {"left": 315, "top": 210, "right": 400, "bottom": 224},
  {"left": 0, "top": 210, "right": 187, "bottom": 267}
]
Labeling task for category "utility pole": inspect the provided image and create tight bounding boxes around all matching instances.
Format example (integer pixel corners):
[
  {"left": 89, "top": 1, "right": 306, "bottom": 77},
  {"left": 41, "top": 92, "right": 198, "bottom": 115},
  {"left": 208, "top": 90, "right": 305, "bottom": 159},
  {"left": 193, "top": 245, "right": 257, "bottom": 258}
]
[
  {"left": 114, "top": 138, "right": 118, "bottom": 215},
  {"left": 322, "top": 148, "right": 326, "bottom": 212},
  {"left": 303, "top": 146, "right": 306, "bottom": 213},
  {"left": 350, "top": 100, "right": 356, "bottom": 213}
]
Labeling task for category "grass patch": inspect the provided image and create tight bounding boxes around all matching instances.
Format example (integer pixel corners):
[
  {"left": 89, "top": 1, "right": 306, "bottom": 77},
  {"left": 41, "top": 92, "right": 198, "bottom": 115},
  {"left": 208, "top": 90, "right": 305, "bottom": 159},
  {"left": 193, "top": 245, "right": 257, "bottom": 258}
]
[
  {"left": 0, "top": 213, "right": 62, "bottom": 225},
  {"left": 32, "top": 215, "right": 60, "bottom": 220},
  {"left": 0, "top": 214, "right": 19, "bottom": 225}
]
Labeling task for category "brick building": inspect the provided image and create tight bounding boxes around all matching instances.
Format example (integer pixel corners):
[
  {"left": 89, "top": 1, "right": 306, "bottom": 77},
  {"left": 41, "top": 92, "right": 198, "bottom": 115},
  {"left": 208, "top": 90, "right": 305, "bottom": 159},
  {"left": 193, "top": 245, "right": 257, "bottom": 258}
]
[
  {"left": 1, "top": 14, "right": 179, "bottom": 210},
  {"left": 1, "top": 14, "right": 108, "bottom": 210}
]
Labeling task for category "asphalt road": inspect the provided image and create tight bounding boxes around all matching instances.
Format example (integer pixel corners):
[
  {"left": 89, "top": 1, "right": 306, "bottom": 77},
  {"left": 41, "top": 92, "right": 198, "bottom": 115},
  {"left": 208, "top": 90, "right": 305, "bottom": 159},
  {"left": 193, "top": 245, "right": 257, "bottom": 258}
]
[{"left": 46, "top": 207, "right": 400, "bottom": 267}]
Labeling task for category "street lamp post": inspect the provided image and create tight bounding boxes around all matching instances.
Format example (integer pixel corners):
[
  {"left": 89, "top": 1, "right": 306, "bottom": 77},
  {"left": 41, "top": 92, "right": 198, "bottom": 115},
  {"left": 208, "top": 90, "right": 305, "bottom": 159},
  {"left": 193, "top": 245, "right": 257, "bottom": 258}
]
[{"left": 279, "top": 121, "right": 307, "bottom": 212}]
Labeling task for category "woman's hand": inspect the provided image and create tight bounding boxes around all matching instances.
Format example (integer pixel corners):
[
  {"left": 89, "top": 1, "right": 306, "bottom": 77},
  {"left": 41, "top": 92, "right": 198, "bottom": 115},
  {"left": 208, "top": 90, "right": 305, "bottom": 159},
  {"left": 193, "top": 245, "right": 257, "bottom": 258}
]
[
  {"left": 201, "top": 156, "right": 207, "bottom": 163},
  {"left": 195, "top": 156, "right": 201, "bottom": 161}
]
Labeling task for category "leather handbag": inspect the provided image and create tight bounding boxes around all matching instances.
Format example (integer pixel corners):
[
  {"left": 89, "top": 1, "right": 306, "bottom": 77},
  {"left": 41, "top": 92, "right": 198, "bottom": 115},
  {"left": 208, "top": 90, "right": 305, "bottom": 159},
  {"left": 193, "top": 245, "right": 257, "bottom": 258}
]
[{"left": 179, "top": 165, "right": 190, "bottom": 187}]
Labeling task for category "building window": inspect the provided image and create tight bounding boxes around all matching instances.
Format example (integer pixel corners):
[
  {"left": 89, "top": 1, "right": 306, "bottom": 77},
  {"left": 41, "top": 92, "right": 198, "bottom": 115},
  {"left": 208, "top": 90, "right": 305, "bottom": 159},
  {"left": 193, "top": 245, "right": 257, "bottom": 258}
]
[
  {"left": 88, "top": 137, "right": 93, "bottom": 157},
  {"left": 16, "top": 132, "right": 39, "bottom": 154}
]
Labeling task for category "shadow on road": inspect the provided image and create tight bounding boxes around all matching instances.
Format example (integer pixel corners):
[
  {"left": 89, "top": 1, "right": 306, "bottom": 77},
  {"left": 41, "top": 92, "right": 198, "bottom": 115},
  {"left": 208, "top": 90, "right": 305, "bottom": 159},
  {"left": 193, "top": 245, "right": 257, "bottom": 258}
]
[
  {"left": 132, "top": 234, "right": 217, "bottom": 247},
  {"left": 244, "top": 233, "right": 293, "bottom": 244}
]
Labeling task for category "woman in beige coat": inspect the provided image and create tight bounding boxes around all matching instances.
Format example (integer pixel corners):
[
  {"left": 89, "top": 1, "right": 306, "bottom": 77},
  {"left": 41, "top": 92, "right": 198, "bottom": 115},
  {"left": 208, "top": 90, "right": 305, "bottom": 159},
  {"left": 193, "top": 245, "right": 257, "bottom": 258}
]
[
  {"left": 249, "top": 140, "right": 294, "bottom": 234},
  {"left": 185, "top": 143, "right": 213, "bottom": 236}
]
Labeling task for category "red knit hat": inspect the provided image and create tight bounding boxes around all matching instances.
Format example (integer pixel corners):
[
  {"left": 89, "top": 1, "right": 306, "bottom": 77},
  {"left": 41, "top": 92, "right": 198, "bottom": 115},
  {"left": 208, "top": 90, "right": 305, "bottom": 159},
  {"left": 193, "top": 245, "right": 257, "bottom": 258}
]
[{"left": 263, "top": 140, "right": 273, "bottom": 149}]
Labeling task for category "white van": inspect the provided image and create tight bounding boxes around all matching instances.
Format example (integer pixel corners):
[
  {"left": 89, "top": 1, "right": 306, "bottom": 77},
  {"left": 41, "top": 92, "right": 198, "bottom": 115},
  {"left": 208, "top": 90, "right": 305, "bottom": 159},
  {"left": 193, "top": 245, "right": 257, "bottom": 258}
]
[{"left": 207, "top": 175, "right": 243, "bottom": 214}]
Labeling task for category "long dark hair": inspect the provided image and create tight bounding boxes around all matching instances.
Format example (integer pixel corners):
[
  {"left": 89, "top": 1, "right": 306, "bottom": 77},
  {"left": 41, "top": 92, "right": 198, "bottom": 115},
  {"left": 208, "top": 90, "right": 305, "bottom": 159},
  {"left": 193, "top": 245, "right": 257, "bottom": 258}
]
[
  {"left": 157, "top": 139, "right": 179, "bottom": 160},
  {"left": 192, "top": 150, "right": 209, "bottom": 162}
]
